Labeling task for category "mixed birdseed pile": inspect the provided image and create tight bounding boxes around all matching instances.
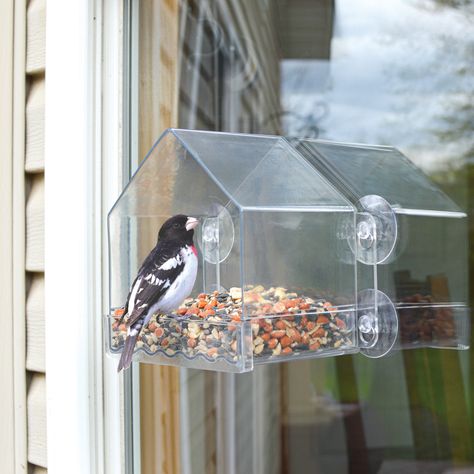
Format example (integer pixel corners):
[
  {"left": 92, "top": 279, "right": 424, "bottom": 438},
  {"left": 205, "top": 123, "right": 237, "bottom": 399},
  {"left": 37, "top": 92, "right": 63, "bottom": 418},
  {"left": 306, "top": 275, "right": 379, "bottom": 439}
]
[
  {"left": 398, "top": 294, "right": 457, "bottom": 346},
  {"left": 110, "top": 285, "right": 354, "bottom": 365}
]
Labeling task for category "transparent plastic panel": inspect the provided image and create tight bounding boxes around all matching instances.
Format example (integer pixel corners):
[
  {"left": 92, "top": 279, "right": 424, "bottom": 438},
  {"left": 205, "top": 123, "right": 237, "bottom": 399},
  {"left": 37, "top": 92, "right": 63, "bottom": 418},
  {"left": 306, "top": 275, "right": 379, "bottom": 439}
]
[
  {"left": 107, "top": 314, "right": 252, "bottom": 373},
  {"left": 172, "top": 129, "right": 281, "bottom": 198},
  {"left": 172, "top": 129, "right": 353, "bottom": 209},
  {"left": 294, "top": 139, "right": 464, "bottom": 215},
  {"left": 233, "top": 139, "right": 352, "bottom": 209},
  {"left": 240, "top": 209, "right": 359, "bottom": 363},
  {"left": 108, "top": 131, "right": 241, "bottom": 307},
  {"left": 107, "top": 131, "right": 251, "bottom": 372},
  {"left": 377, "top": 213, "right": 469, "bottom": 351},
  {"left": 291, "top": 138, "right": 469, "bottom": 354}
]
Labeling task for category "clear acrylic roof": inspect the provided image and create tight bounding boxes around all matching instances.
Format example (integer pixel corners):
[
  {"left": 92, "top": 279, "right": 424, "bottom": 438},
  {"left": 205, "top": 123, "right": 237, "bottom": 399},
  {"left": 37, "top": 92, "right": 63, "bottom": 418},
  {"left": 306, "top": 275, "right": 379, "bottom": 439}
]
[
  {"left": 171, "top": 129, "right": 354, "bottom": 210},
  {"left": 110, "top": 129, "right": 464, "bottom": 219},
  {"left": 293, "top": 139, "right": 464, "bottom": 217}
]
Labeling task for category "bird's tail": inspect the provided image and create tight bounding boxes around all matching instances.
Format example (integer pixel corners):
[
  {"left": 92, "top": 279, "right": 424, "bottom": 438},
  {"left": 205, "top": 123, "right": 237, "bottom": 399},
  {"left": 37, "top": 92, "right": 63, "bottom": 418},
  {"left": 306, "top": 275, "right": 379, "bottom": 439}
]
[{"left": 117, "top": 326, "right": 141, "bottom": 372}]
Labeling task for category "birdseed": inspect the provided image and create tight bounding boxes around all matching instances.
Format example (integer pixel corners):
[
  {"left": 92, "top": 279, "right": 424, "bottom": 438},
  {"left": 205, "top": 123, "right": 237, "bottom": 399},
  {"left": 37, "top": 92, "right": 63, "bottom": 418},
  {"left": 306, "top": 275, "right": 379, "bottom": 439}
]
[{"left": 109, "top": 286, "right": 355, "bottom": 366}]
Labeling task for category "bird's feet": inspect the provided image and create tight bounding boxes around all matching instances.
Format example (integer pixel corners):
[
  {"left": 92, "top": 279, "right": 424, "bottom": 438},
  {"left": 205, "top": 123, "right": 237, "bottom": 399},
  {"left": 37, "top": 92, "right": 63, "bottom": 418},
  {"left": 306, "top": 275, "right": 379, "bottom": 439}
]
[{"left": 170, "top": 312, "right": 190, "bottom": 322}]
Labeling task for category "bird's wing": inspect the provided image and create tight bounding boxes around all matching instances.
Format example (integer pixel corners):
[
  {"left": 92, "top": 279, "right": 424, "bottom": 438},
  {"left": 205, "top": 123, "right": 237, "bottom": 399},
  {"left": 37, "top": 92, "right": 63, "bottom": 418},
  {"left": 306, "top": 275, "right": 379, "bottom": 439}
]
[
  {"left": 117, "top": 243, "right": 158, "bottom": 324},
  {"left": 126, "top": 241, "right": 185, "bottom": 328},
  {"left": 116, "top": 273, "right": 140, "bottom": 325}
]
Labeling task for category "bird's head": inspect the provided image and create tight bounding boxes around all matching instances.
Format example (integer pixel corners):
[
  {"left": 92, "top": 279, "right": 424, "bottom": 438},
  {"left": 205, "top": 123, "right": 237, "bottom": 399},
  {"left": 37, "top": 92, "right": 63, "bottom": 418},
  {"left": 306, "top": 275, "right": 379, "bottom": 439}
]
[{"left": 158, "top": 214, "right": 199, "bottom": 244}]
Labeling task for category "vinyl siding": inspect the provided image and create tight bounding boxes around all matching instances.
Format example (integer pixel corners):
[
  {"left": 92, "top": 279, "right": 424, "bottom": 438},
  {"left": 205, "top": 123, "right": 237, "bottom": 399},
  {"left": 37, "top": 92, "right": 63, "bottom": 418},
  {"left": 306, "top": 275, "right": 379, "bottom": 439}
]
[
  {"left": 25, "top": 0, "right": 47, "bottom": 470},
  {"left": 27, "top": 374, "right": 47, "bottom": 467},
  {"left": 26, "top": 274, "right": 45, "bottom": 372},
  {"left": 25, "top": 79, "right": 45, "bottom": 172}
]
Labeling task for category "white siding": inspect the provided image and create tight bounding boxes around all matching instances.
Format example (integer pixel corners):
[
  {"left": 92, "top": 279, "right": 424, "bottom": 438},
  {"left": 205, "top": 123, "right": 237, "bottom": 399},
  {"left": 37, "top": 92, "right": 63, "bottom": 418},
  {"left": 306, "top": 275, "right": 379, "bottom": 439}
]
[
  {"left": 30, "top": 466, "right": 48, "bottom": 474},
  {"left": 26, "top": 275, "right": 45, "bottom": 372},
  {"left": 26, "top": 173, "right": 45, "bottom": 272},
  {"left": 26, "top": 0, "right": 46, "bottom": 471},
  {"left": 27, "top": 374, "right": 47, "bottom": 467},
  {"left": 25, "top": 79, "right": 45, "bottom": 172},
  {"left": 26, "top": 0, "right": 46, "bottom": 74}
]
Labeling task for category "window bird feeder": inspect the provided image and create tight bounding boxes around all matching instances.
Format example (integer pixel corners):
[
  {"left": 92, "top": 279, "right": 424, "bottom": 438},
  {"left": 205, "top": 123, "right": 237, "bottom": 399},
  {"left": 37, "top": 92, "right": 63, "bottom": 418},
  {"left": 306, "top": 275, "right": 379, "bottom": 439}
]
[{"left": 106, "top": 129, "right": 469, "bottom": 373}]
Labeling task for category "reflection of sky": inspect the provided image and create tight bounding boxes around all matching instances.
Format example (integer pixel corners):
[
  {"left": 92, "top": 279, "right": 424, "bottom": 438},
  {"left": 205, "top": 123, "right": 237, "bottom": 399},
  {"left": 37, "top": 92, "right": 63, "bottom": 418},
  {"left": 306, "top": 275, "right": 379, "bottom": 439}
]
[{"left": 281, "top": 0, "right": 474, "bottom": 172}]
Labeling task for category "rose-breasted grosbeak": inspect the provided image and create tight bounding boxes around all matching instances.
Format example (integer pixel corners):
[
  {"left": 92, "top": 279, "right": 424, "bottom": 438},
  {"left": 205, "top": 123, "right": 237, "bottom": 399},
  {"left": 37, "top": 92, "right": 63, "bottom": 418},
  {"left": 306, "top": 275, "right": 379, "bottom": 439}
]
[{"left": 117, "top": 214, "right": 199, "bottom": 372}]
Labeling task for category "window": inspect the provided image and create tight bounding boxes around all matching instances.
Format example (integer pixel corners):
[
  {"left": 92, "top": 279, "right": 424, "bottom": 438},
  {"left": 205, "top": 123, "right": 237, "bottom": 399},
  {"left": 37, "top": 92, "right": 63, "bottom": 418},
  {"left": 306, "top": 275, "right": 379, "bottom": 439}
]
[{"left": 123, "top": 1, "right": 474, "bottom": 472}]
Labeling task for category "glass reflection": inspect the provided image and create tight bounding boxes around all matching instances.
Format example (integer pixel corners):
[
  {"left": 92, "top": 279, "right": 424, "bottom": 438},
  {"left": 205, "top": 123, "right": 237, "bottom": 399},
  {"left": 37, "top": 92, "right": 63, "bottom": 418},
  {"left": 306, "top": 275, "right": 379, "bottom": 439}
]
[{"left": 137, "top": 0, "right": 474, "bottom": 472}]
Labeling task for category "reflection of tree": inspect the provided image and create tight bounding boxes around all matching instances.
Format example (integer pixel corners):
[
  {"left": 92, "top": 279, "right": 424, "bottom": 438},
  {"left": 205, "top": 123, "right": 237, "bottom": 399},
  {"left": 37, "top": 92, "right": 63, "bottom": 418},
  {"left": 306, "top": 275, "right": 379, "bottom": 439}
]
[
  {"left": 425, "top": 0, "right": 473, "bottom": 321},
  {"left": 418, "top": 0, "right": 474, "bottom": 211},
  {"left": 424, "top": 1, "right": 474, "bottom": 463},
  {"left": 432, "top": 0, "right": 473, "bottom": 8},
  {"left": 261, "top": 107, "right": 328, "bottom": 139}
]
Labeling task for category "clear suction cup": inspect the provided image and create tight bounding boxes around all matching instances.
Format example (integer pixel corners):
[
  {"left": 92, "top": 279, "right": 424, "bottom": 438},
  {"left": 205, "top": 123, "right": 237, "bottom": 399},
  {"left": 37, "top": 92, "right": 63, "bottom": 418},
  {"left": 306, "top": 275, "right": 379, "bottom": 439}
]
[
  {"left": 344, "top": 195, "right": 398, "bottom": 265},
  {"left": 358, "top": 289, "right": 398, "bottom": 358},
  {"left": 355, "top": 195, "right": 398, "bottom": 265},
  {"left": 199, "top": 204, "right": 235, "bottom": 264}
]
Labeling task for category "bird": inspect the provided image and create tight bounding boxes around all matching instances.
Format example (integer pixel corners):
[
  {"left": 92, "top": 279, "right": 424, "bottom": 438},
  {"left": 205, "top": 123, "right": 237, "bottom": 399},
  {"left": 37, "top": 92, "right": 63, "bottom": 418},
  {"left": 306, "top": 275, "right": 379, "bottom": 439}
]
[{"left": 117, "top": 214, "right": 199, "bottom": 372}]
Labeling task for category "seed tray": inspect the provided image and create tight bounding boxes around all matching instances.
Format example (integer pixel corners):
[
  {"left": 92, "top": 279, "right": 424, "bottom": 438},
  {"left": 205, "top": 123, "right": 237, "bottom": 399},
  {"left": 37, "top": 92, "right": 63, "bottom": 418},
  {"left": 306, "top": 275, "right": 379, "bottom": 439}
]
[
  {"left": 398, "top": 294, "right": 463, "bottom": 348},
  {"left": 108, "top": 286, "right": 356, "bottom": 371}
]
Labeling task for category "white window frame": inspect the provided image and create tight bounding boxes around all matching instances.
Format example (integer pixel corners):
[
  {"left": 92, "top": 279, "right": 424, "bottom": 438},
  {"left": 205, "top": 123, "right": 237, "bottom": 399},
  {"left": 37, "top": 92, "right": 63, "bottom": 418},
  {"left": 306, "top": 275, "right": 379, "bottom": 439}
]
[{"left": 45, "top": 1, "right": 126, "bottom": 472}]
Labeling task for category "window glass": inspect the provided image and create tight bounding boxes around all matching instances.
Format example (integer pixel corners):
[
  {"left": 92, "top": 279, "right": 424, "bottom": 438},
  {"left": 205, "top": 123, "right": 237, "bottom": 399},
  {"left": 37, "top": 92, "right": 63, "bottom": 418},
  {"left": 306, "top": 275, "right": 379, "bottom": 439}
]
[{"left": 136, "top": 0, "right": 474, "bottom": 472}]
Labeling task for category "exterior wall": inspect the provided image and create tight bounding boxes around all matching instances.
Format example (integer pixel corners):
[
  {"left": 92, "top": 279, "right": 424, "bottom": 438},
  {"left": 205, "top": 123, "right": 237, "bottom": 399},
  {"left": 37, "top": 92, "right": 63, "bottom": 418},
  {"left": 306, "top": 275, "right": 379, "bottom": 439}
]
[
  {"left": 26, "top": 0, "right": 47, "bottom": 466},
  {"left": 0, "top": 0, "right": 46, "bottom": 472},
  {"left": 0, "top": 1, "right": 21, "bottom": 472}
]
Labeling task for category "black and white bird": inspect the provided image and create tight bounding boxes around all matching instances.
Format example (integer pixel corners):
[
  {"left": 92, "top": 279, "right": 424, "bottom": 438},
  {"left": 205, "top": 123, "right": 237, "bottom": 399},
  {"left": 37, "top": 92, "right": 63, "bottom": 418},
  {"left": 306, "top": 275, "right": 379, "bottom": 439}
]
[{"left": 117, "top": 214, "right": 199, "bottom": 372}]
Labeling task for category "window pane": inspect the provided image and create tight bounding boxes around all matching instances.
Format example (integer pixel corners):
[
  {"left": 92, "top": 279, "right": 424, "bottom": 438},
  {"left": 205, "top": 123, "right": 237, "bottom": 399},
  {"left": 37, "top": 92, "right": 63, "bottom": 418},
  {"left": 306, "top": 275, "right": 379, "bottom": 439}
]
[{"left": 136, "top": 0, "right": 474, "bottom": 472}]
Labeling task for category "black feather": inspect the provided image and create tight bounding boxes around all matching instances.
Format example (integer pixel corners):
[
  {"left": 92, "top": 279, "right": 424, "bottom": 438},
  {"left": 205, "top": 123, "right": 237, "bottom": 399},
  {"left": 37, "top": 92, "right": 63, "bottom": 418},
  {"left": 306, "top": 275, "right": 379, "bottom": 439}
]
[
  {"left": 125, "top": 240, "right": 185, "bottom": 328},
  {"left": 117, "top": 332, "right": 139, "bottom": 372}
]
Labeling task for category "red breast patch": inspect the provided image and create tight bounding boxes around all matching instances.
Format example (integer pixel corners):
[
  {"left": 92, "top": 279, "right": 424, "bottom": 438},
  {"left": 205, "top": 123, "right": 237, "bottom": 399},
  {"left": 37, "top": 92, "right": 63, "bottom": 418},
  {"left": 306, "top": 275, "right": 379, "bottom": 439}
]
[{"left": 191, "top": 245, "right": 198, "bottom": 256}]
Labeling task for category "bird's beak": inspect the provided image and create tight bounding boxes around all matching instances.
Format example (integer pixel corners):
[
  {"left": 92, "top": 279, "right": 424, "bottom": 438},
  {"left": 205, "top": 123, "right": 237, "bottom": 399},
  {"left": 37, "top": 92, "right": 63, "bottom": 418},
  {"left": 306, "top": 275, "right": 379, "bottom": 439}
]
[{"left": 186, "top": 216, "right": 199, "bottom": 231}]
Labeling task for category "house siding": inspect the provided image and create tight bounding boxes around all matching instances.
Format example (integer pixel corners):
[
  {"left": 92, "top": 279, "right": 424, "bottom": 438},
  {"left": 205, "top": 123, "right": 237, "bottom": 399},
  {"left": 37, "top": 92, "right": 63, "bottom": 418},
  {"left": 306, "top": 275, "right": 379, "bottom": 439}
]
[{"left": 25, "top": 0, "right": 47, "bottom": 470}]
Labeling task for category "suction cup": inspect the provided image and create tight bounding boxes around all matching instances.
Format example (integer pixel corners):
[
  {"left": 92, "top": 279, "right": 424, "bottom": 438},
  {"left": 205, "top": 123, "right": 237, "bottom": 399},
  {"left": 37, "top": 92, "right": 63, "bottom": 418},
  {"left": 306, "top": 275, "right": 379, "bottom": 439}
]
[
  {"left": 358, "top": 289, "right": 398, "bottom": 358},
  {"left": 345, "top": 195, "right": 397, "bottom": 265},
  {"left": 199, "top": 204, "right": 235, "bottom": 264},
  {"left": 358, "top": 195, "right": 397, "bottom": 265}
]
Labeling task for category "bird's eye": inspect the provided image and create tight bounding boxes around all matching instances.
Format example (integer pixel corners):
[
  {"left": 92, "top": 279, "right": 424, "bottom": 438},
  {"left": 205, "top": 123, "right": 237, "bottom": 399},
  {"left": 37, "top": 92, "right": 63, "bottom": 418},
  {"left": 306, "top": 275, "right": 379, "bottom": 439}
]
[{"left": 173, "top": 223, "right": 180, "bottom": 228}]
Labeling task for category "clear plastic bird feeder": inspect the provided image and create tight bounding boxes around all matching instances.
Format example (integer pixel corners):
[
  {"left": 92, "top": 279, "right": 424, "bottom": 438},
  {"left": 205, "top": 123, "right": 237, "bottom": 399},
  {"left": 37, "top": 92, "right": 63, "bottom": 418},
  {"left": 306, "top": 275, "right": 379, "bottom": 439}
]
[{"left": 106, "top": 129, "right": 469, "bottom": 373}]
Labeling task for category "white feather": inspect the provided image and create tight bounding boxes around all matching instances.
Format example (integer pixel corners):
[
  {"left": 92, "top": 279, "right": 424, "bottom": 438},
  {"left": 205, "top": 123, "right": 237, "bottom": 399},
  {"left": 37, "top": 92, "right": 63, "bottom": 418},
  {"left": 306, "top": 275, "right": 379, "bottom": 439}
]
[
  {"left": 146, "top": 246, "right": 198, "bottom": 316},
  {"left": 127, "top": 277, "right": 142, "bottom": 315},
  {"left": 159, "top": 255, "right": 182, "bottom": 270}
]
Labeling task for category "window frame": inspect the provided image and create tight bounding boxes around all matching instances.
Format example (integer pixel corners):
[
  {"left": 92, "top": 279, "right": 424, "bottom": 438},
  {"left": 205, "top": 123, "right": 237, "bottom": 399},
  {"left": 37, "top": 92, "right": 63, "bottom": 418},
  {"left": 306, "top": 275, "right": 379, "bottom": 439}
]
[{"left": 44, "top": 0, "right": 126, "bottom": 472}]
